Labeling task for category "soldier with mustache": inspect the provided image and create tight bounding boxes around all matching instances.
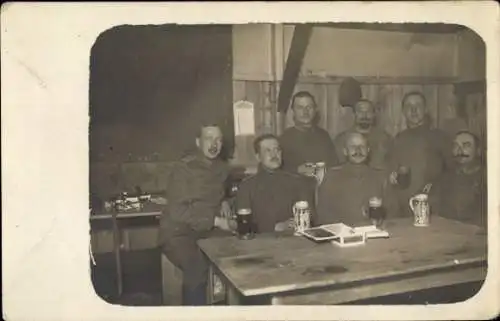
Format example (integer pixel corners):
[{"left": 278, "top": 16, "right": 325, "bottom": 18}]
[
  {"left": 428, "top": 131, "right": 486, "bottom": 227},
  {"left": 235, "top": 134, "right": 316, "bottom": 233},
  {"left": 333, "top": 99, "right": 393, "bottom": 169},
  {"left": 316, "top": 132, "right": 397, "bottom": 226},
  {"left": 158, "top": 123, "right": 233, "bottom": 305}
]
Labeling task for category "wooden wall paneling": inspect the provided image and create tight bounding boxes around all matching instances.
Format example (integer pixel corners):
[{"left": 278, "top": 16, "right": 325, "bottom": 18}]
[
  {"left": 375, "top": 84, "right": 394, "bottom": 136},
  {"left": 422, "top": 85, "right": 439, "bottom": 128},
  {"left": 437, "top": 84, "right": 456, "bottom": 129},
  {"left": 261, "top": 81, "right": 273, "bottom": 134},
  {"left": 388, "top": 85, "right": 406, "bottom": 136},
  {"left": 233, "top": 80, "right": 247, "bottom": 102}
]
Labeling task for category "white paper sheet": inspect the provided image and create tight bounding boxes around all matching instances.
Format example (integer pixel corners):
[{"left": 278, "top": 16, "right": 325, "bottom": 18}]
[{"left": 233, "top": 100, "right": 255, "bottom": 135}]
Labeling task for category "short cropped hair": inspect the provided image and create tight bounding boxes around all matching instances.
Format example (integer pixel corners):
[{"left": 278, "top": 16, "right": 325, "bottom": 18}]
[
  {"left": 253, "top": 133, "right": 279, "bottom": 154},
  {"left": 354, "top": 98, "right": 375, "bottom": 110},
  {"left": 291, "top": 91, "right": 317, "bottom": 109},
  {"left": 455, "top": 130, "right": 482, "bottom": 149},
  {"left": 197, "top": 122, "right": 222, "bottom": 138},
  {"left": 402, "top": 91, "right": 427, "bottom": 108}
]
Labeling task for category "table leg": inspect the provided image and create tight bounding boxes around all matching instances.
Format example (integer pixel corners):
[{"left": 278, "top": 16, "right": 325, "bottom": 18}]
[
  {"left": 111, "top": 210, "right": 123, "bottom": 297},
  {"left": 206, "top": 264, "right": 215, "bottom": 305},
  {"left": 226, "top": 284, "right": 242, "bottom": 305}
]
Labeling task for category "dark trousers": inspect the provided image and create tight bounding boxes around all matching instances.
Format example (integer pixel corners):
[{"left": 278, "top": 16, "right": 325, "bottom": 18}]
[
  {"left": 160, "top": 225, "right": 230, "bottom": 306},
  {"left": 161, "top": 230, "right": 209, "bottom": 306}
]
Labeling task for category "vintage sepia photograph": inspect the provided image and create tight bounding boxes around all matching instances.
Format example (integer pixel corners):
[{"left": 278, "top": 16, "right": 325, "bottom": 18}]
[{"left": 89, "top": 22, "right": 488, "bottom": 307}]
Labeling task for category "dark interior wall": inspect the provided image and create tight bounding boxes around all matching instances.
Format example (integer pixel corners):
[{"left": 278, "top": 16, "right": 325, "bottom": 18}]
[{"left": 89, "top": 24, "right": 234, "bottom": 162}]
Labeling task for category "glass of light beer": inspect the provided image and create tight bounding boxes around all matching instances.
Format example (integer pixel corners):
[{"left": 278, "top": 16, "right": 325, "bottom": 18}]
[{"left": 236, "top": 208, "right": 254, "bottom": 240}]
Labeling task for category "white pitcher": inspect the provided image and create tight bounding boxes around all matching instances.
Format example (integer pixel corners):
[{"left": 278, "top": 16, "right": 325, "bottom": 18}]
[{"left": 409, "top": 194, "right": 430, "bottom": 227}]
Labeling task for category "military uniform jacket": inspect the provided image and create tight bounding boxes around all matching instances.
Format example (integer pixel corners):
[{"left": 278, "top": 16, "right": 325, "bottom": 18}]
[
  {"left": 386, "top": 124, "right": 454, "bottom": 208},
  {"left": 159, "top": 153, "right": 229, "bottom": 241},
  {"left": 236, "top": 165, "right": 316, "bottom": 233},
  {"left": 316, "top": 163, "right": 395, "bottom": 226},
  {"left": 279, "top": 125, "right": 339, "bottom": 173},
  {"left": 429, "top": 166, "right": 486, "bottom": 227}
]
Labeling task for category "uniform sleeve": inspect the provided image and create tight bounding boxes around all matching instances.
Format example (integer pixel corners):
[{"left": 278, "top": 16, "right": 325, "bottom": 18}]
[
  {"left": 380, "top": 172, "right": 400, "bottom": 218},
  {"left": 436, "top": 130, "right": 455, "bottom": 172},
  {"left": 316, "top": 170, "right": 336, "bottom": 226},
  {"left": 279, "top": 131, "right": 298, "bottom": 173},
  {"left": 325, "top": 132, "right": 340, "bottom": 167},
  {"left": 385, "top": 133, "right": 400, "bottom": 173},
  {"left": 165, "top": 162, "right": 194, "bottom": 222},
  {"left": 428, "top": 173, "right": 445, "bottom": 218},
  {"left": 333, "top": 133, "right": 346, "bottom": 165}
]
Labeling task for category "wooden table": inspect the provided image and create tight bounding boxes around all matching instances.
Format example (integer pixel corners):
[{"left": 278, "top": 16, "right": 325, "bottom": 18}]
[
  {"left": 90, "top": 208, "right": 162, "bottom": 297},
  {"left": 198, "top": 216, "right": 487, "bottom": 305}
]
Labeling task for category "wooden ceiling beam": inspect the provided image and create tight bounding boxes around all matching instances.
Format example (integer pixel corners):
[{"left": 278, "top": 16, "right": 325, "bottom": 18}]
[{"left": 277, "top": 24, "right": 313, "bottom": 113}]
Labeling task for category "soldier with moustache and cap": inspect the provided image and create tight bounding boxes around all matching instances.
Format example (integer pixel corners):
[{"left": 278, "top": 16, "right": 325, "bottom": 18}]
[
  {"left": 316, "top": 132, "right": 397, "bottom": 226},
  {"left": 158, "top": 123, "right": 233, "bottom": 306},
  {"left": 428, "top": 130, "right": 487, "bottom": 228},
  {"left": 235, "top": 134, "right": 317, "bottom": 233}
]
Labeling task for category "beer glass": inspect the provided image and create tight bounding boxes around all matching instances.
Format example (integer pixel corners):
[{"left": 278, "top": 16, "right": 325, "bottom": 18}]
[
  {"left": 368, "top": 197, "right": 386, "bottom": 229},
  {"left": 236, "top": 208, "right": 254, "bottom": 240},
  {"left": 396, "top": 165, "right": 411, "bottom": 189}
]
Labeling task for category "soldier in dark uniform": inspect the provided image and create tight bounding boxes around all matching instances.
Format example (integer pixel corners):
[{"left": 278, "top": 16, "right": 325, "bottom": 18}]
[
  {"left": 279, "top": 91, "right": 339, "bottom": 176},
  {"left": 317, "top": 132, "right": 396, "bottom": 226},
  {"left": 387, "top": 91, "right": 454, "bottom": 217},
  {"left": 429, "top": 131, "right": 486, "bottom": 228},
  {"left": 158, "top": 124, "right": 232, "bottom": 305},
  {"left": 236, "top": 134, "right": 316, "bottom": 233}
]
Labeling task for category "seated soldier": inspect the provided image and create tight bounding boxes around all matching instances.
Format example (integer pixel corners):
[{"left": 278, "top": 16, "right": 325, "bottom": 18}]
[
  {"left": 158, "top": 123, "right": 232, "bottom": 306},
  {"left": 317, "top": 132, "right": 397, "bottom": 226},
  {"left": 429, "top": 130, "right": 486, "bottom": 228},
  {"left": 235, "top": 134, "right": 316, "bottom": 233}
]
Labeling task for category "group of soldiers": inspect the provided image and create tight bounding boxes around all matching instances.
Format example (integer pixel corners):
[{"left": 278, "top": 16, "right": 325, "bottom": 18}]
[{"left": 158, "top": 90, "right": 486, "bottom": 305}]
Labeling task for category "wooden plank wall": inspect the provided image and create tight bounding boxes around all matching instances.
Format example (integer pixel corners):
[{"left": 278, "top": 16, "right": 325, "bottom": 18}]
[{"left": 233, "top": 79, "right": 456, "bottom": 165}]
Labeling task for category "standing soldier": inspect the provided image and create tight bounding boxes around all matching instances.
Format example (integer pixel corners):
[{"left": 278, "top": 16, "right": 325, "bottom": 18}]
[
  {"left": 279, "top": 91, "right": 339, "bottom": 176},
  {"left": 387, "top": 92, "right": 454, "bottom": 216},
  {"left": 158, "top": 123, "right": 232, "bottom": 305}
]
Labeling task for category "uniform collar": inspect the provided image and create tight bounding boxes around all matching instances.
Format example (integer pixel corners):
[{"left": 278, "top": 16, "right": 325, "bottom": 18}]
[
  {"left": 257, "top": 164, "right": 281, "bottom": 175},
  {"left": 456, "top": 162, "right": 482, "bottom": 175}
]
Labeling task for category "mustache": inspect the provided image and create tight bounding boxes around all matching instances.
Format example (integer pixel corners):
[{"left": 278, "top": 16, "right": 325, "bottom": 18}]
[
  {"left": 351, "top": 152, "right": 365, "bottom": 157},
  {"left": 455, "top": 153, "right": 470, "bottom": 158}
]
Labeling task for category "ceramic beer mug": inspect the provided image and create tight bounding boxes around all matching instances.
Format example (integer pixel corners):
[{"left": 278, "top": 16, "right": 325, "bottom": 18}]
[
  {"left": 409, "top": 194, "right": 430, "bottom": 227},
  {"left": 293, "top": 201, "right": 311, "bottom": 236}
]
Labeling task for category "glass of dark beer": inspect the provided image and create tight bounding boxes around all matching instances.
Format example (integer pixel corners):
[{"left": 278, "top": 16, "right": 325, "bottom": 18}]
[
  {"left": 236, "top": 208, "right": 254, "bottom": 240},
  {"left": 397, "top": 165, "right": 411, "bottom": 189},
  {"left": 368, "top": 197, "right": 386, "bottom": 229}
]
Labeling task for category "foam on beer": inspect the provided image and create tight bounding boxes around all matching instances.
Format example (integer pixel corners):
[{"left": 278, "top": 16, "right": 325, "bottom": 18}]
[{"left": 369, "top": 197, "right": 382, "bottom": 207}]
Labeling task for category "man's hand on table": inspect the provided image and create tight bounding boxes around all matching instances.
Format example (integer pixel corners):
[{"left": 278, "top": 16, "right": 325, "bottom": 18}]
[
  {"left": 220, "top": 200, "right": 233, "bottom": 219},
  {"left": 274, "top": 218, "right": 294, "bottom": 232},
  {"left": 214, "top": 216, "right": 237, "bottom": 232}
]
